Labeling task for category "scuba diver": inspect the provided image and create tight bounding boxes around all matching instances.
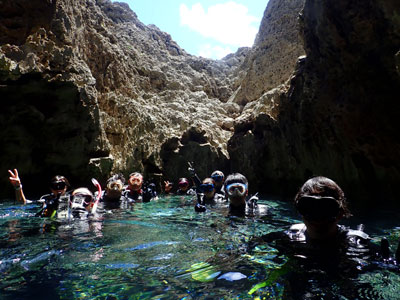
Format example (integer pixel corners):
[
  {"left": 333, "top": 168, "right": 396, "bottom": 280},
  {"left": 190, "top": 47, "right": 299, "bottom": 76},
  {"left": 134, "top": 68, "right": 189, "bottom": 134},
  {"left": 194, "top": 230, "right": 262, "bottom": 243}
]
[
  {"left": 223, "top": 173, "right": 259, "bottom": 216},
  {"left": 176, "top": 177, "right": 196, "bottom": 196},
  {"left": 69, "top": 187, "right": 97, "bottom": 218},
  {"left": 123, "top": 172, "right": 157, "bottom": 203},
  {"left": 194, "top": 177, "right": 225, "bottom": 212},
  {"left": 98, "top": 173, "right": 128, "bottom": 209},
  {"left": 249, "top": 176, "right": 400, "bottom": 298},
  {"left": 8, "top": 169, "right": 71, "bottom": 218},
  {"left": 210, "top": 170, "right": 225, "bottom": 197}
]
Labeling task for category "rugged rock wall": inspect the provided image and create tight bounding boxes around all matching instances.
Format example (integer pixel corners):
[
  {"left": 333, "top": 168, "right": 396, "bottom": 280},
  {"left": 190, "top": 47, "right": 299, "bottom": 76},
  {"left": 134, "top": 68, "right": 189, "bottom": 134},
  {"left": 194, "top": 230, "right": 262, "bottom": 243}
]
[
  {"left": 229, "top": 0, "right": 400, "bottom": 205},
  {"left": 231, "top": 0, "right": 305, "bottom": 106},
  {"left": 0, "top": 0, "right": 244, "bottom": 195},
  {"left": 1, "top": 0, "right": 306, "bottom": 197},
  {"left": 3, "top": 0, "right": 396, "bottom": 206}
]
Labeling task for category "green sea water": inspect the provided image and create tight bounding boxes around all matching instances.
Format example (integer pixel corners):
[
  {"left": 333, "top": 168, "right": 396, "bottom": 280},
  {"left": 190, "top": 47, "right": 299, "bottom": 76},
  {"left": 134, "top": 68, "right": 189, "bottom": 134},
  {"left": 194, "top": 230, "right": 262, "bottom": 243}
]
[{"left": 0, "top": 195, "right": 399, "bottom": 299}]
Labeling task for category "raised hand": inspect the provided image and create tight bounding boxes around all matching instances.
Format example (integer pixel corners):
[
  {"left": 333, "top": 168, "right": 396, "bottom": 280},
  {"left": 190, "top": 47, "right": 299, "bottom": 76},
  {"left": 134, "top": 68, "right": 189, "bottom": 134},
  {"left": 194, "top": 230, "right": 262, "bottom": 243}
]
[
  {"left": 8, "top": 168, "right": 26, "bottom": 204},
  {"left": 8, "top": 169, "right": 22, "bottom": 188}
]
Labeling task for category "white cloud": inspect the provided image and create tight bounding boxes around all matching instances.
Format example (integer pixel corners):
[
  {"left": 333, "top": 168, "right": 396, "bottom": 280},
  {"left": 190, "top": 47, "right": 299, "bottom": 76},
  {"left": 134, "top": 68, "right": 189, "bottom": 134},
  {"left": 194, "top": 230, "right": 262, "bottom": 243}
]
[
  {"left": 179, "top": 2, "right": 260, "bottom": 47},
  {"left": 198, "top": 44, "right": 233, "bottom": 59}
]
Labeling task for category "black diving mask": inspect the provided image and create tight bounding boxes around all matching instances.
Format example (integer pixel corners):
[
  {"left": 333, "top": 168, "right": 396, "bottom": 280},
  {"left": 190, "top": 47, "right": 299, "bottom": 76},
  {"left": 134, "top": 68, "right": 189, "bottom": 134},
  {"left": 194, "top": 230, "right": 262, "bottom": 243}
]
[{"left": 296, "top": 195, "right": 341, "bottom": 222}]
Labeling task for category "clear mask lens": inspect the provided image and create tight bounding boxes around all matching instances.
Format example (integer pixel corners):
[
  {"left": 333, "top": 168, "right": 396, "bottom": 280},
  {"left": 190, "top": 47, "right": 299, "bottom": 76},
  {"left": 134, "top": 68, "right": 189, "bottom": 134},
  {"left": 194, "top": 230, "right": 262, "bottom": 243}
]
[{"left": 226, "top": 183, "right": 247, "bottom": 197}]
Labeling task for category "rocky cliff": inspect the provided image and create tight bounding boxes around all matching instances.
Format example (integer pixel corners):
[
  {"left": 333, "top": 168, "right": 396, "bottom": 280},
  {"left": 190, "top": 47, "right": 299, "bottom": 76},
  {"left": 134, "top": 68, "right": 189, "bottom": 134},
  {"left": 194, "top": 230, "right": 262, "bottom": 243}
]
[
  {"left": 0, "top": 0, "right": 305, "bottom": 196},
  {"left": 1, "top": 0, "right": 398, "bottom": 205},
  {"left": 229, "top": 0, "right": 400, "bottom": 205}
]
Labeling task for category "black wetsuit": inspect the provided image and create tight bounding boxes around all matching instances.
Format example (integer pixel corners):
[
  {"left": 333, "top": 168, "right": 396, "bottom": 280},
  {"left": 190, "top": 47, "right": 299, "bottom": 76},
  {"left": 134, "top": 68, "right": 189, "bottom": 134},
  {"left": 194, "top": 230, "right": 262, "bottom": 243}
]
[
  {"left": 176, "top": 188, "right": 196, "bottom": 196},
  {"left": 98, "top": 190, "right": 130, "bottom": 209},
  {"left": 123, "top": 188, "right": 143, "bottom": 203},
  {"left": 228, "top": 195, "right": 258, "bottom": 217},
  {"left": 123, "top": 185, "right": 157, "bottom": 203},
  {"left": 214, "top": 185, "right": 225, "bottom": 197},
  {"left": 252, "top": 224, "right": 381, "bottom": 299},
  {"left": 36, "top": 193, "right": 71, "bottom": 218}
]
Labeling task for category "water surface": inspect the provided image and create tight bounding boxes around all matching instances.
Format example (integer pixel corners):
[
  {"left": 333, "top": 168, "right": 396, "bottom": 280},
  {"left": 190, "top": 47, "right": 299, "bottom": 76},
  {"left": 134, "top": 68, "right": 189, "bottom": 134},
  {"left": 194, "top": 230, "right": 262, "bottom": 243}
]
[{"left": 0, "top": 195, "right": 399, "bottom": 299}]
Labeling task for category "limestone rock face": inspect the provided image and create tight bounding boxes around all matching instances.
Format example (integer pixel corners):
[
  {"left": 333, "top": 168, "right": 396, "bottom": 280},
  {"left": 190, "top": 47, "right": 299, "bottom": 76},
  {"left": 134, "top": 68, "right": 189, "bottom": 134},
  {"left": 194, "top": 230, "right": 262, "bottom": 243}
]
[
  {"left": 229, "top": 0, "right": 400, "bottom": 204},
  {"left": 0, "top": 0, "right": 250, "bottom": 194},
  {"left": 3, "top": 0, "right": 396, "bottom": 206},
  {"left": 231, "top": 0, "right": 305, "bottom": 106}
]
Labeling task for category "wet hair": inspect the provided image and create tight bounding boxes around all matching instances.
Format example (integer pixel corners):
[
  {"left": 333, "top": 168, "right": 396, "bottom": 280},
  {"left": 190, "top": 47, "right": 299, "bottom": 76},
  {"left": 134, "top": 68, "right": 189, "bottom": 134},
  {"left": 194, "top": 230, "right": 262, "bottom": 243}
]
[
  {"left": 129, "top": 172, "right": 143, "bottom": 179},
  {"left": 294, "top": 176, "right": 352, "bottom": 218},
  {"left": 202, "top": 178, "right": 215, "bottom": 185},
  {"left": 224, "top": 173, "right": 248, "bottom": 190},
  {"left": 178, "top": 178, "right": 189, "bottom": 185},
  {"left": 211, "top": 170, "right": 224, "bottom": 178},
  {"left": 50, "top": 175, "right": 70, "bottom": 189},
  {"left": 107, "top": 173, "right": 125, "bottom": 185},
  {"left": 72, "top": 187, "right": 93, "bottom": 199}
]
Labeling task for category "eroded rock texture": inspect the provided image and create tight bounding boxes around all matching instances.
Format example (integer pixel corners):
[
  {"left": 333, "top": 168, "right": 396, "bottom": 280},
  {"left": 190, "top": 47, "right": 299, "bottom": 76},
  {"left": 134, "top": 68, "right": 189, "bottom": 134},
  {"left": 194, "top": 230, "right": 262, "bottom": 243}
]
[
  {"left": 0, "top": 0, "right": 262, "bottom": 195},
  {"left": 229, "top": 0, "right": 400, "bottom": 205},
  {"left": 231, "top": 0, "right": 305, "bottom": 106},
  {"left": 1, "top": 0, "right": 397, "bottom": 206}
]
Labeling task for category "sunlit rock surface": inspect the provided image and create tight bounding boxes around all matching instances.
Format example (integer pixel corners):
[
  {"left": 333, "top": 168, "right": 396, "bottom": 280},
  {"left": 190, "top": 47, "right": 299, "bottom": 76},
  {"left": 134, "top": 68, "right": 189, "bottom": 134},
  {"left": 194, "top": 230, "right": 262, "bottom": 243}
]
[{"left": 231, "top": 0, "right": 305, "bottom": 106}]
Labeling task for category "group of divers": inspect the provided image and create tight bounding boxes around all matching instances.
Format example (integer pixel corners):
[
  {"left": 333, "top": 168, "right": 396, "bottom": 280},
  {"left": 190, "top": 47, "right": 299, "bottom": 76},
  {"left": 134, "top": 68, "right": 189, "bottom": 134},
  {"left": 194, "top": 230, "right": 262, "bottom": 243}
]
[{"left": 6, "top": 163, "right": 400, "bottom": 275}]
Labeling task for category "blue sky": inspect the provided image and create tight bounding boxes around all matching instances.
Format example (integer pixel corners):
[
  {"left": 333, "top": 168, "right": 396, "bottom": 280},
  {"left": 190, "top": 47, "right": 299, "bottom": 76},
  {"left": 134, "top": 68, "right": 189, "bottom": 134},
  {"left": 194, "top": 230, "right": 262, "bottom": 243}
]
[{"left": 112, "top": 1, "right": 268, "bottom": 59}]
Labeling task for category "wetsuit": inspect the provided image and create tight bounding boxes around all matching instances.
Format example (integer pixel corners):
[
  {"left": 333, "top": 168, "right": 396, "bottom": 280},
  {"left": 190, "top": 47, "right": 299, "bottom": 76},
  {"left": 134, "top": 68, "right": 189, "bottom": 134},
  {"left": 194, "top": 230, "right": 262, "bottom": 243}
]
[
  {"left": 123, "top": 187, "right": 143, "bottom": 203},
  {"left": 177, "top": 188, "right": 196, "bottom": 196},
  {"left": 228, "top": 195, "right": 258, "bottom": 217},
  {"left": 248, "top": 224, "right": 382, "bottom": 298},
  {"left": 37, "top": 193, "right": 71, "bottom": 218},
  {"left": 98, "top": 190, "right": 130, "bottom": 209},
  {"left": 215, "top": 185, "right": 225, "bottom": 197},
  {"left": 197, "top": 192, "right": 225, "bottom": 206},
  {"left": 123, "top": 184, "right": 157, "bottom": 203}
]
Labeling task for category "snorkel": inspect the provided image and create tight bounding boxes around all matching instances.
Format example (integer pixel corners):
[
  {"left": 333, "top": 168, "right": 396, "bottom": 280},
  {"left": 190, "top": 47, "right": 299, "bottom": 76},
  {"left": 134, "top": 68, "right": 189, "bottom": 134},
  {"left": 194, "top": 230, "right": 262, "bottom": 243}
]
[{"left": 91, "top": 178, "right": 102, "bottom": 214}]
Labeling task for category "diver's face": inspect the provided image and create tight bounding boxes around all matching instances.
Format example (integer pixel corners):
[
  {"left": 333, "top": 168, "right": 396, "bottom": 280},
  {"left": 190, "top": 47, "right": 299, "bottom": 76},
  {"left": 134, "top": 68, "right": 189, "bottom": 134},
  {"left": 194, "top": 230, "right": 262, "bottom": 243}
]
[
  {"left": 200, "top": 181, "right": 215, "bottom": 199},
  {"left": 179, "top": 183, "right": 189, "bottom": 192},
  {"left": 226, "top": 182, "right": 247, "bottom": 206},
  {"left": 129, "top": 175, "right": 143, "bottom": 191},
  {"left": 106, "top": 179, "right": 123, "bottom": 198},
  {"left": 50, "top": 181, "right": 67, "bottom": 196}
]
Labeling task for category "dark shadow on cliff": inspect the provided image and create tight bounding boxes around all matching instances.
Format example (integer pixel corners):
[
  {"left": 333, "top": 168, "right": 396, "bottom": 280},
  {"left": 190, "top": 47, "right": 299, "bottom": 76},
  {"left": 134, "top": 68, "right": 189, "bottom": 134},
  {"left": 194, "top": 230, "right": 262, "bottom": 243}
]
[{"left": 0, "top": 73, "right": 107, "bottom": 198}]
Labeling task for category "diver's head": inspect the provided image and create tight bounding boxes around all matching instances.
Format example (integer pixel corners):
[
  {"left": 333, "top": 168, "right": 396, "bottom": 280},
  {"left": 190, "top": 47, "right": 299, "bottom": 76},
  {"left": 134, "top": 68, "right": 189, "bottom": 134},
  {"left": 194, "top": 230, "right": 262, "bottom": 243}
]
[
  {"left": 106, "top": 174, "right": 125, "bottom": 199},
  {"left": 178, "top": 178, "right": 190, "bottom": 192},
  {"left": 128, "top": 172, "right": 143, "bottom": 191},
  {"left": 294, "top": 176, "right": 351, "bottom": 239},
  {"left": 71, "top": 187, "right": 94, "bottom": 212},
  {"left": 294, "top": 176, "right": 351, "bottom": 223},
  {"left": 224, "top": 173, "right": 248, "bottom": 206},
  {"left": 211, "top": 170, "right": 224, "bottom": 188},
  {"left": 199, "top": 178, "right": 216, "bottom": 199},
  {"left": 50, "top": 175, "right": 70, "bottom": 196}
]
